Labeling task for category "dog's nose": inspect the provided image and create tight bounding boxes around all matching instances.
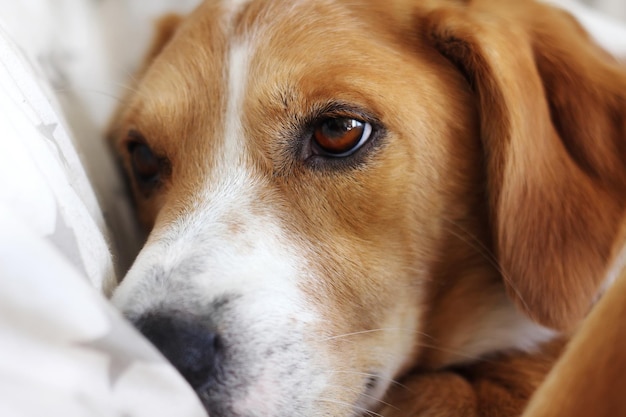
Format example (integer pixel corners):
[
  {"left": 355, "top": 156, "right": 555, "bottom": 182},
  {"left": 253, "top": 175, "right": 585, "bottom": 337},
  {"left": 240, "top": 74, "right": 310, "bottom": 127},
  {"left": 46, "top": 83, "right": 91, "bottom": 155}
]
[{"left": 134, "top": 314, "right": 222, "bottom": 390}]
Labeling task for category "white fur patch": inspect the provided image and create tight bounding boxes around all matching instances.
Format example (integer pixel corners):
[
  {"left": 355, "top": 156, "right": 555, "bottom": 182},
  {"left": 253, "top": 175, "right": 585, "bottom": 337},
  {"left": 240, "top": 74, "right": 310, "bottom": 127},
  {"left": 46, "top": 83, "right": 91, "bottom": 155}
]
[
  {"left": 446, "top": 293, "right": 557, "bottom": 365},
  {"left": 221, "top": 42, "right": 250, "bottom": 166}
]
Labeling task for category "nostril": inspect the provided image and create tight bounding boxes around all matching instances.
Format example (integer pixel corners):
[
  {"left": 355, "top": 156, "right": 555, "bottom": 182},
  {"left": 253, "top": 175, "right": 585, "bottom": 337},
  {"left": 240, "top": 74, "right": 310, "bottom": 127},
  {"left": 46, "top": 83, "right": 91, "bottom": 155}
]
[
  {"left": 177, "top": 331, "right": 223, "bottom": 388},
  {"left": 133, "top": 313, "right": 223, "bottom": 390}
]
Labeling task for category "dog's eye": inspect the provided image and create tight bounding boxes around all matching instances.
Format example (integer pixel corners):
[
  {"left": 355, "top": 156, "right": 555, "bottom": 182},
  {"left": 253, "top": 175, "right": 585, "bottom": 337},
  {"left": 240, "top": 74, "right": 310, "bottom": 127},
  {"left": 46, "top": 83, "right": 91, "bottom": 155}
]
[
  {"left": 313, "top": 118, "right": 372, "bottom": 157},
  {"left": 127, "top": 137, "right": 163, "bottom": 189}
]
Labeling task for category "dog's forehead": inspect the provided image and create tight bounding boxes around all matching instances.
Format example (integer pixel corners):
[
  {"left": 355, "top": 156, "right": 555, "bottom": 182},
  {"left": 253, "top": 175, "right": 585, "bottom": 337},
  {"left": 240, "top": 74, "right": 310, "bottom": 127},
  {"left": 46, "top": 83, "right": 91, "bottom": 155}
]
[
  {"left": 127, "top": 0, "right": 461, "bottom": 231},
  {"left": 132, "top": 0, "right": 398, "bottom": 174}
]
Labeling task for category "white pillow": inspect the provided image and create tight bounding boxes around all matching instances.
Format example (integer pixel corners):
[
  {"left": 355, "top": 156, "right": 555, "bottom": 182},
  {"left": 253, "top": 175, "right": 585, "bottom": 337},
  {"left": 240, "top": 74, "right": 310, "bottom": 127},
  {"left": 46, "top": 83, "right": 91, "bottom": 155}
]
[{"left": 0, "top": 5, "right": 206, "bottom": 417}]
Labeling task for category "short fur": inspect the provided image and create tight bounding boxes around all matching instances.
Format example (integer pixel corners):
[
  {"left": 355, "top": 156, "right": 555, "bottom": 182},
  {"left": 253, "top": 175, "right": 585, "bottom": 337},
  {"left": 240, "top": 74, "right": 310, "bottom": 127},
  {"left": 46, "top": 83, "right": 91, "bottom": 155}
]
[{"left": 109, "top": 0, "right": 626, "bottom": 416}]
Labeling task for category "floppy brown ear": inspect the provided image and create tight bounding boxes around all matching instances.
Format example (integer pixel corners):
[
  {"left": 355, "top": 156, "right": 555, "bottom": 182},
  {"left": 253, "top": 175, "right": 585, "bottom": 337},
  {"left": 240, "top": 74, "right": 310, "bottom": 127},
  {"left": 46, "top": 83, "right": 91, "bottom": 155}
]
[{"left": 418, "top": 0, "right": 626, "bottom": 330}]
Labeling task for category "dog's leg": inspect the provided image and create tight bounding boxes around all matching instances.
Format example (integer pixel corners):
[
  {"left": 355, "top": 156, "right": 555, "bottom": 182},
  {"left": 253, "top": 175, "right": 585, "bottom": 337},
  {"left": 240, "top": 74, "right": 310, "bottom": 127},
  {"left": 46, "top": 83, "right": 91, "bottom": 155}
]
[
  {"left": 378, "top": 372, "right": 477, "bottom": 417},
  {"left": 379, "top": 340, "right": 564, "bottom": 417}
]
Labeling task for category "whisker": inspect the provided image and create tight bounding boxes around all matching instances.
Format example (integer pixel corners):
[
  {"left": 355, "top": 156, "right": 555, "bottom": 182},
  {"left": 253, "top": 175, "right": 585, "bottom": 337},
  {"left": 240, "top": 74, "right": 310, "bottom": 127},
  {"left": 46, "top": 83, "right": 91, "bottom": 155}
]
[
  {"left": 106, "top": 80, "right": 146, "bottom": 97},
  {"left": 323, "top": 327, "right": 434, "bottom": 342},
  {"left": 321, "top": 382, "right": 399, "bottom": 412},
  {"left": 441, "top": 218, "right": 532, "bottom": 315},
  {"left": 315, "top": 397, "right": 384, "bottom": 417},
  {"left": 418, "top": 342, "right": 498, "bottom": 364},
  {"left": 325, "top": 370, "right": 409, "bottom": 390},
  {"left": 52, "top": 78, "right": 149, "bottom": 102},
  {"left": 115, "top": 65, "right": 140, "bottom": 85},
  {"left": 52, "top": 87, "right": 125, "bottom": 103}
]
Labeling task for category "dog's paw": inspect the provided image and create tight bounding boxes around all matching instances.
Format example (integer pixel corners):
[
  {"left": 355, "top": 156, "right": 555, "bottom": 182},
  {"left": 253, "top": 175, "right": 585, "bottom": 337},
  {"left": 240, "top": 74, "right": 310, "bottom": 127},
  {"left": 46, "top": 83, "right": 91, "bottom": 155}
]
[{"left": 378, "top": 372, "right": 477, "bottom": 417}]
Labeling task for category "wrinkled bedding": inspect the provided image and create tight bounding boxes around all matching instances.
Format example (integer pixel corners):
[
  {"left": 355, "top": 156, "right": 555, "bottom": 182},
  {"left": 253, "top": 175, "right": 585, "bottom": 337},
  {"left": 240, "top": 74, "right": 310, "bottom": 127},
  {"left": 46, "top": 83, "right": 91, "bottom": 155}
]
[
  {"left": 0, "top": 1, "right": 206, "bottom": 416},
  {"left": 0, "top": 1, "right": 623, "bottom": 416}
]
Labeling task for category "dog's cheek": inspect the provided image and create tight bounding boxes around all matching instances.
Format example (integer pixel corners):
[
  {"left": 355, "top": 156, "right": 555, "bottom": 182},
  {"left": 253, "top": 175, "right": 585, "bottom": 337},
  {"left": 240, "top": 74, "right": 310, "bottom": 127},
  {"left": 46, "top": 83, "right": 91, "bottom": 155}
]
[{"left": 302, "top": 254, "right": 423, "bottom": 411}]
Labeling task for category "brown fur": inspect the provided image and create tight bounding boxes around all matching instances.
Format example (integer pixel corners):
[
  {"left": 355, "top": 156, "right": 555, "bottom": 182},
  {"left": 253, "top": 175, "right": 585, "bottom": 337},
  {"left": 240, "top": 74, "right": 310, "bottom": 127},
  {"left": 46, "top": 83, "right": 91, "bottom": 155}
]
[
  {"left": 522, "top": 267, "right": 626, "bottom": 417},
  {"left": 109, "top": 0, "right": 626, "bottom": 415},
  {"left": 381, "top": 339, "right": 565, "bottom": 417},
  {"left": 417, "top": 0, "right": 626, "bottom": 332},
  {"left": 521, "top": 219, "right": 626, "bottom": 417}
]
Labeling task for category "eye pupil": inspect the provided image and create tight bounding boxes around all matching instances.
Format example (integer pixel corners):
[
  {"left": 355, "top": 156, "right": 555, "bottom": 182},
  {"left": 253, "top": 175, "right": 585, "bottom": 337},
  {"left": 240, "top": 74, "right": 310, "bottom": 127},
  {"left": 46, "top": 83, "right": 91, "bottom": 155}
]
[
  {"left": 314, "top": 118, "right": 369, "bottom": 156},
  {"left": 322, "top": 118, "right": 361, "bottom": 138}
]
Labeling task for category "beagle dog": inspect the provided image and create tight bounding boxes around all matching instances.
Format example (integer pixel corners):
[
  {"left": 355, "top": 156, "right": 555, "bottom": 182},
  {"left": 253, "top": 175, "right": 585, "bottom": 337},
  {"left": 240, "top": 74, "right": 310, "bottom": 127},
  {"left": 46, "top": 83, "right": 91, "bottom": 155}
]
[{"left": 108, "top": 0, "right": 626, "bottom": 416}]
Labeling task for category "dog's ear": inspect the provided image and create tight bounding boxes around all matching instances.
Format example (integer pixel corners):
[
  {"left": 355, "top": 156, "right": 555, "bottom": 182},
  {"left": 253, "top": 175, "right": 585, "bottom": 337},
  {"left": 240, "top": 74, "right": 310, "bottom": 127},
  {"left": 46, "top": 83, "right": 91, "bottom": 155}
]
[{"left": 418, "top": 0, "right": 626, "bottom": 330}]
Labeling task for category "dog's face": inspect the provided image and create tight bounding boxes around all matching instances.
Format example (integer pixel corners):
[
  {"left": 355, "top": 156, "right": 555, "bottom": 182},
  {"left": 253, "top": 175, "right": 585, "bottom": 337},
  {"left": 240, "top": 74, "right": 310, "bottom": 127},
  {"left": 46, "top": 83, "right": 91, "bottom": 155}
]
[
  {"left": 113, "top": 1, "right": 471, "bottom": 413},
  {"left": 110, "top": 0, "right": 626, "bottom": 416}
]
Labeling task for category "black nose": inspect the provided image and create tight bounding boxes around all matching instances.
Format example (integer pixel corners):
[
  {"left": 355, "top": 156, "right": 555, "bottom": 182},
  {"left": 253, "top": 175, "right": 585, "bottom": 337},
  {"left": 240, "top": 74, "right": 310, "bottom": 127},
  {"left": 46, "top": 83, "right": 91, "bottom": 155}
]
[{"left": 134, "top": 313, "right": 222, "bottom": 390}]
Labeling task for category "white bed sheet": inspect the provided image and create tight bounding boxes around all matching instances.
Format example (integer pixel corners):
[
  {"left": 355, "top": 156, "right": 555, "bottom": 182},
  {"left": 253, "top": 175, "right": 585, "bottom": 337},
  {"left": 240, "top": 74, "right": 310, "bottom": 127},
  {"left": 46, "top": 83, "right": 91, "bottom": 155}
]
[{"left": 0, "top": 1, "right": 206, "bottom": 416}]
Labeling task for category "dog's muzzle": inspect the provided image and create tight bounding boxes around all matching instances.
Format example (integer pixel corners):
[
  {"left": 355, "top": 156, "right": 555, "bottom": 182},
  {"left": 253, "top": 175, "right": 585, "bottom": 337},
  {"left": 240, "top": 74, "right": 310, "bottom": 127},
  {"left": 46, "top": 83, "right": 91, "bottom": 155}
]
[{"left": 110, "top": 200, "right": 341, "bottom": 416}]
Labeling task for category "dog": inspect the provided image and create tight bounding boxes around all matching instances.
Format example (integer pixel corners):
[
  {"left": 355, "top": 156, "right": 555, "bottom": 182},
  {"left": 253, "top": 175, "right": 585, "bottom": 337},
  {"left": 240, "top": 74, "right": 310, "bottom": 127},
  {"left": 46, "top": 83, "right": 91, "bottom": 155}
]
[{"left": 108, "top": 0, "right": 626, "bottom": 416}]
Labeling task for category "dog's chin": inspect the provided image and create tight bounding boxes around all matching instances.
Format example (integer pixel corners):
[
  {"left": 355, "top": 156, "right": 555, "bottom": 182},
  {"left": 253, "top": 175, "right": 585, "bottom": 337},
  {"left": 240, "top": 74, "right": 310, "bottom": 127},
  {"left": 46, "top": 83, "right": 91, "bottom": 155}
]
[
  {"left": 194, "top": 364, "right": 384, "bottom": 417},
  {"left": 193, "top": 341, "right": 323, "bottom": 417},
  {"left": 196, "top": 372, "right": 386, "bottom": 417}
]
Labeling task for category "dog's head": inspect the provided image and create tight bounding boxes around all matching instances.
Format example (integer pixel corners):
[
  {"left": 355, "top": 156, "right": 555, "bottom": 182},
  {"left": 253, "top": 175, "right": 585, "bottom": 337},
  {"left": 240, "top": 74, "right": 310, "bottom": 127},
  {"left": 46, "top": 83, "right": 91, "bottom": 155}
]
[{"left": 109, "top": 0, "right": 626, "bottom": 416}]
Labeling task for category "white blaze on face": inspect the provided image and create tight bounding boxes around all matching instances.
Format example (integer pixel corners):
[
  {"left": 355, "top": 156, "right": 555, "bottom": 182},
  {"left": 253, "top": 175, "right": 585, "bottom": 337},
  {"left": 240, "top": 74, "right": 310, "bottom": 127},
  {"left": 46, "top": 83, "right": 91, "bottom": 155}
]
[
  {"left": 112, "top": 18, "right": 331, "bottom": 416},
  {"left": 221, "top": 38, "right": 250, "bottom": 167}
]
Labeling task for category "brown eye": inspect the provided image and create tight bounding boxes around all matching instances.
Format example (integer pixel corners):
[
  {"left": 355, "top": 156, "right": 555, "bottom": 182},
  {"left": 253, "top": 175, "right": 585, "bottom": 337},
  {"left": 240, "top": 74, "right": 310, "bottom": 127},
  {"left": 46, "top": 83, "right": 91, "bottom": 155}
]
[
  {"left": 127, "top": 139, "right": 162, "bottom": 188},
  {"left": 313, "top": 118, "right": 372, "bottom": 157}
]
